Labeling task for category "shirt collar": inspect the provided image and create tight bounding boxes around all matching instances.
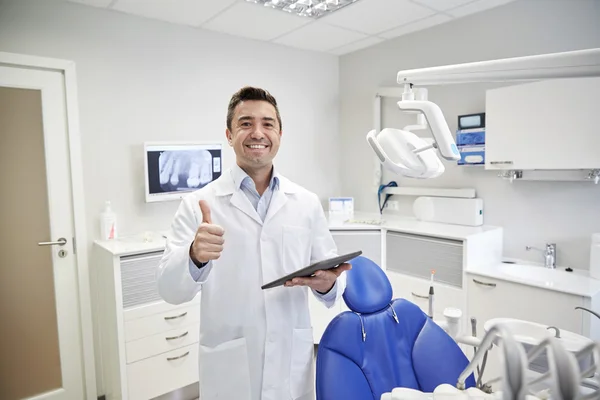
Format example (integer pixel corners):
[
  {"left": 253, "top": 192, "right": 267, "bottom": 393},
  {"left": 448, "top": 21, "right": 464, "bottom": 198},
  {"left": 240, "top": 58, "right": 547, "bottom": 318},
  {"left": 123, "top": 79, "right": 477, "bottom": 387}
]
[{"left": 231, "top": 163, "right": 280, "bottom": 192}]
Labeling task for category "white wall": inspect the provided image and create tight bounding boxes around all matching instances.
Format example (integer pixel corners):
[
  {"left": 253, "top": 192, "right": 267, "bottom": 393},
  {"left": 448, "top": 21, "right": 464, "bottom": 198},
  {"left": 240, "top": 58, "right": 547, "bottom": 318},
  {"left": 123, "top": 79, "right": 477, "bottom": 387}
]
[
  {"left": 0, "top": 0, "right": 340, "bottom": 395},
  {"left": 0, "top": 0, "right": 341, "bottom": 240},
  {"left": 339, "top": 0, "right": 600, "bottom": 270}
]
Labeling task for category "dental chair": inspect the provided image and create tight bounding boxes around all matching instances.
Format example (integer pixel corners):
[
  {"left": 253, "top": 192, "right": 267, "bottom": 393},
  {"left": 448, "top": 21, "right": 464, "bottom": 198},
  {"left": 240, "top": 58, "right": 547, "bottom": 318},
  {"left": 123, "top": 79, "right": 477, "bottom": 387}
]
[{"left": 315, "top": 256, "right": 475, "bottom": 400}]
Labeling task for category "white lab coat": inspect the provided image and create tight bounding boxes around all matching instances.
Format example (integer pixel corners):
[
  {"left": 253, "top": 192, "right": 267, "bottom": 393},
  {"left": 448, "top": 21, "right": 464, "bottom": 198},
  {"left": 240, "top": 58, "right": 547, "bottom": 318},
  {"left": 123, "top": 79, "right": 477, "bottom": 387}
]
[{"left": 156, "top": 167, "right": 346, "bottom": 400}]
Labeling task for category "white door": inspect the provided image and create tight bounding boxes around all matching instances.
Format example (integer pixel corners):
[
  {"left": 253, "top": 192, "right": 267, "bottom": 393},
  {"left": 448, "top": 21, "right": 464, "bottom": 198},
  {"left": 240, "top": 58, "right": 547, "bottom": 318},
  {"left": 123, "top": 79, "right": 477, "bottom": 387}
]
[{"left": 0, "top": 65, "right": 84, "bottom": 399}]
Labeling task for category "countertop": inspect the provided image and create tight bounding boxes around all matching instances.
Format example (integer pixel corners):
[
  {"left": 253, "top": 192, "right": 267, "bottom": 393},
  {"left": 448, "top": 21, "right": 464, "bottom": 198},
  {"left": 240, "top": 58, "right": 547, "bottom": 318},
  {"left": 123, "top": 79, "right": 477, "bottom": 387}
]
[
  {"left": 465, "top": 262, "right": 600, "bottom": 298},
  {"left": 328, "top": 212, "right": 500, "bottom": 241},
  {"left": 95, "top": 211, "right": 501, "bottom": 256}
]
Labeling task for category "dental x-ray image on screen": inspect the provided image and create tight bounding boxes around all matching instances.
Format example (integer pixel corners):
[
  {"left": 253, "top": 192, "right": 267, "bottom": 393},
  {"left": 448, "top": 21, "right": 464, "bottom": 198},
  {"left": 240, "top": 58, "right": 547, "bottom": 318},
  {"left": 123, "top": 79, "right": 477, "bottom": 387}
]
[{"left": 144, "top": 142, "right": 222, "bottom": 202}]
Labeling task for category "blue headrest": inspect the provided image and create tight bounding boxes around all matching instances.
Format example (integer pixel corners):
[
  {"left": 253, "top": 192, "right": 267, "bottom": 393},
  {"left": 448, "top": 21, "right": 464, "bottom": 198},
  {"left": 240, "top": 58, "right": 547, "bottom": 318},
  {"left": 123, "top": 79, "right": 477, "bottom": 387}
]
[{"left": 343, "top": 256, "right": 393, "bottom": 314}]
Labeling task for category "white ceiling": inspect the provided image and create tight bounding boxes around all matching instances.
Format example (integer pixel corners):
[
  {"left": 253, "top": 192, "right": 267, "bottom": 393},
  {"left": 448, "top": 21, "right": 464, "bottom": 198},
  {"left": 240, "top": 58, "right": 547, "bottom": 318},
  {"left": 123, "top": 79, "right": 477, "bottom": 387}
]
[{"left": 67, "top": 0, "right": 517, "bottom": 55}]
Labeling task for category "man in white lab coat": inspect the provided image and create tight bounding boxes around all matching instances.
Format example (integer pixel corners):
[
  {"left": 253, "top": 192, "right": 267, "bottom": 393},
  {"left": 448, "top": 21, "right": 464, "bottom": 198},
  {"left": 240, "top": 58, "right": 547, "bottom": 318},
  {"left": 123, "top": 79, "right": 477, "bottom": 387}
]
[{"left": 156, "top": 86, "right": 350, "bottom": 400}]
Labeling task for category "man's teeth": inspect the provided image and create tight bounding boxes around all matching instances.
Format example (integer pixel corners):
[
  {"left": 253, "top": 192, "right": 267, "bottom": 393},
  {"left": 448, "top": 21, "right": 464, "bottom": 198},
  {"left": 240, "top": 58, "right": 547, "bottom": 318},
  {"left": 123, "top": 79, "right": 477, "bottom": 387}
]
[{"left": 248, "top": 145, "right": 267, "bottom": 149}]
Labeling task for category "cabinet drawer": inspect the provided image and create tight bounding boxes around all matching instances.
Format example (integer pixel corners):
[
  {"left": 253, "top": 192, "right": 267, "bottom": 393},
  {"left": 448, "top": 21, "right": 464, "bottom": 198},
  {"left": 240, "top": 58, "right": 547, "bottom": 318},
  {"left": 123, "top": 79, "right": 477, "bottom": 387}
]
[
  {"left": 124, "top": 303, "right": 200, "bottom": 342},
  {"left": 123, "top": 296, "right": 200, "bottom": 322},
  {"left": 387, "top": 271, "right": 464, "bottom": 321},
  {"left": 386, "top": 232, "right": 463, "bottom": 287},
  {"left": 127, "top": 343, "right": 198, "bottom": 400},
  {"left": 466, "top": 273, "right": 584, "bottom": 334},
  {"left": 126, "top": 322, "right": 200, "bottom": 363}
]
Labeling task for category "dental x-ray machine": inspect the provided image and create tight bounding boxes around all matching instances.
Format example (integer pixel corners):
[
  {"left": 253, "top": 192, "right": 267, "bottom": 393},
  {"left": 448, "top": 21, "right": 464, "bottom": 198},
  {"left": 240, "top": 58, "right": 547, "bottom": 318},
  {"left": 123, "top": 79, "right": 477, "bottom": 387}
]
[{"left": 367, "top": 48, "right": 600, "bottom": 180}]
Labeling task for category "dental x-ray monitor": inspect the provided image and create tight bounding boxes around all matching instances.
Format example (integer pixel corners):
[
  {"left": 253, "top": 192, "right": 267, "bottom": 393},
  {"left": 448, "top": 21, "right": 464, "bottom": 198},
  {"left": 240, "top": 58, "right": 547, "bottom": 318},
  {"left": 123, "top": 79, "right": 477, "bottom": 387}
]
[
  {"left": 367, "top": 48, "right": 600, "bottom": 179},
  {"left": 144, "top": 142, "right": 222, "bottom": 202}
]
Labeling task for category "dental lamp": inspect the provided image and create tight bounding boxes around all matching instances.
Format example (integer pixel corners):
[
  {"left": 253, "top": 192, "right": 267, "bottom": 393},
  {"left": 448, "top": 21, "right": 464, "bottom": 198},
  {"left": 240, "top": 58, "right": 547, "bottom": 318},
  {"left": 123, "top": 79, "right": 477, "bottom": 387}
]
[{"left": 367, "top": 48, "right": 600, "bottom": 178}]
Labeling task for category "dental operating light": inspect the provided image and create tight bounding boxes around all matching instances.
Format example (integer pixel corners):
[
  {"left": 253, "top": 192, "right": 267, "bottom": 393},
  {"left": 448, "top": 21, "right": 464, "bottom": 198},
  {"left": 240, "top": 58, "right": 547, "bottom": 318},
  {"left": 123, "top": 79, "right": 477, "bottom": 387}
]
[{"left": 368, "top": 48, "right": 600, "bottom": 179}]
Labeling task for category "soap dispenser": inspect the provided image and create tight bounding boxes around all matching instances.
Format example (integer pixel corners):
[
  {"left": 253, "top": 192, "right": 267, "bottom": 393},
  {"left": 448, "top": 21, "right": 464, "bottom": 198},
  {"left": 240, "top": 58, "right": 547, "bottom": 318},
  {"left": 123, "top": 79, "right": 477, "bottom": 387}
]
[{"left": 100, "top": 200, "right": 118, "bottom": 240}]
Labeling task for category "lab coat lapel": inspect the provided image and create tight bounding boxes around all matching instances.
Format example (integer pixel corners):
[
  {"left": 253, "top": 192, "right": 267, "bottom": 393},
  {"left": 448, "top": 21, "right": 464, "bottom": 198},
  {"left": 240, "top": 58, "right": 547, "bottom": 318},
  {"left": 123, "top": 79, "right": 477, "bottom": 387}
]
[
  {"left": 230, "top": 189, "right": 262, "bottom": 226},
  {"left": 264, "top": 174, "right": 297, "bottom": 225},
  {"left": 214, "top": 168, "right": 262, "bottom": 226},
  {"left": 264, "top": 188, "right": 287, "bottom": 226}
]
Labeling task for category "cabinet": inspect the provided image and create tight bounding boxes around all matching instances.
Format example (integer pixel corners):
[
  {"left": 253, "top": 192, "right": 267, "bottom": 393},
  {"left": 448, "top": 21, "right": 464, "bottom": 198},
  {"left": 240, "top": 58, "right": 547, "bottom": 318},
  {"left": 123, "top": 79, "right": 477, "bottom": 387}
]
[
  {"left": 465, "top": 272, "right": 586, "bottom": 387},
  {"left": 383, "top": 228, "right": 503, "bottom": 336},
  {"left": 331, "top": 229, "right": 382, "bottom": 268},
  {"left": 485, "top": 77, "right": 600, "bottom": 171},
  {"left": 93, "top": 243, "right": 200, "bottom": 400}
]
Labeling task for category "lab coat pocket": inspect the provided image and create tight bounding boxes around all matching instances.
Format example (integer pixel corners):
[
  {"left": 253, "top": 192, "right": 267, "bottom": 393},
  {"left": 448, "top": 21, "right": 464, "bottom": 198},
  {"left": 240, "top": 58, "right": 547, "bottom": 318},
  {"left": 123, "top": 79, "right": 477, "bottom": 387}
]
[
  {"left": 282, "top": 225, "right": 312, "bottom": 273},
  {"left": 199, "top": 337, "right": 252, "bottom": 400},
  {"left": 290, "top": 328, "right": 315, "bottom": 399}
]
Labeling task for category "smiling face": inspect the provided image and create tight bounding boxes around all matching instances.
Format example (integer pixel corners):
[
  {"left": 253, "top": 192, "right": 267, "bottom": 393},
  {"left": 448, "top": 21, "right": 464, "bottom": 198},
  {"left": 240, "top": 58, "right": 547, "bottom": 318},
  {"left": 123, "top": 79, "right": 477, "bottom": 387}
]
[{"left": 226, "top": 99, "right": 282, "bottom": 173}]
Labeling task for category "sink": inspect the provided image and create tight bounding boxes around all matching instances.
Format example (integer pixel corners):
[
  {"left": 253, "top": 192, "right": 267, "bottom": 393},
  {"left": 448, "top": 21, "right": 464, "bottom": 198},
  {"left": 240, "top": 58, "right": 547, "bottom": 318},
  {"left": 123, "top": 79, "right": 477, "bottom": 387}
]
[
  {"left": 499, "top": 263, "right": 573, "bottom": 283},
  {"left": 484, "top": 317, "right": 593, "bottom": 374},
  {"left": 489, "top": 262, "right": 600, "bottom": 296}
]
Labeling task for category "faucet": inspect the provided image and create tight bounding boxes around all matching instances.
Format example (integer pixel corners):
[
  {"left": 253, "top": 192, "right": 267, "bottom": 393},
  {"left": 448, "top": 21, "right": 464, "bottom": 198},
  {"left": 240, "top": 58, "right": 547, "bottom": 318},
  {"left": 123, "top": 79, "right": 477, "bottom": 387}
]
[
  {"left": 526, "top": 243, "right": 556, "bottom": 269},
  {"left": 546, "top": 326, "right": 561, "bottom": 338}
]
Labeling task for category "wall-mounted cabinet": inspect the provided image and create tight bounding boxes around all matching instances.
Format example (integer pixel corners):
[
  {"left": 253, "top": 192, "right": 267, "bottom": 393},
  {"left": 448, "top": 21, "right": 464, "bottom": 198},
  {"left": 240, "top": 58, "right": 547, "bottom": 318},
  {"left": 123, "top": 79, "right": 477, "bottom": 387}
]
[{"left": 485, "top": 77, "right": 600, "bottom": 172}]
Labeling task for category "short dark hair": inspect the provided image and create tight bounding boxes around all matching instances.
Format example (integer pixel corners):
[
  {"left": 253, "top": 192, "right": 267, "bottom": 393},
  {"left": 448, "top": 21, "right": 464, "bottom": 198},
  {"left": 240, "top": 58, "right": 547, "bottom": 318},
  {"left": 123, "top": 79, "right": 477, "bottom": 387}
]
[{"left": 226, "top": 86, "right": 282, "bottom": 131}]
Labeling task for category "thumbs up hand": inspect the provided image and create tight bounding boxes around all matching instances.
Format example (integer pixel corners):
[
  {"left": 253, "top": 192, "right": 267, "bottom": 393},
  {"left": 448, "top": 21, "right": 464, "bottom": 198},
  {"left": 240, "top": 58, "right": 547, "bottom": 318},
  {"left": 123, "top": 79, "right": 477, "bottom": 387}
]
[{"left": 190, "top": 200, "right": 225, "bottom": 265}]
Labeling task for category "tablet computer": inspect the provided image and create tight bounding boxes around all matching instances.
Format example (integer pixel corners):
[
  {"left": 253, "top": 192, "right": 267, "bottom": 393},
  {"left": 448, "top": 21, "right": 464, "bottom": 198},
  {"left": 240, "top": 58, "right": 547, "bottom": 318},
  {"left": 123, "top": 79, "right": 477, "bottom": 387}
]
[{"left": 261, "top": 250, "right": 362, "bottom": 290}]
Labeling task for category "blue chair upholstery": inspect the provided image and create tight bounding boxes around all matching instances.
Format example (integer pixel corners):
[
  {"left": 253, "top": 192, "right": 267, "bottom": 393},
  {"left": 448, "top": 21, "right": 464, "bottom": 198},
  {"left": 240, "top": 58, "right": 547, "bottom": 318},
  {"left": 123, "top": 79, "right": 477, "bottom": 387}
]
[{"left": 315, "top": 256, "right": 475, "bottom": 400}]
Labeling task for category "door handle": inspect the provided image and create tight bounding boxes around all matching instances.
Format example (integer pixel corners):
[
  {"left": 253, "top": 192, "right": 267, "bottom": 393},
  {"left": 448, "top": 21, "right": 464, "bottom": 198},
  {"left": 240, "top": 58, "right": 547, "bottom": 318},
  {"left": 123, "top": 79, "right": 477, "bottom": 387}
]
[{"left": 38, "top": 237, "right": 67, "bottom": 246}]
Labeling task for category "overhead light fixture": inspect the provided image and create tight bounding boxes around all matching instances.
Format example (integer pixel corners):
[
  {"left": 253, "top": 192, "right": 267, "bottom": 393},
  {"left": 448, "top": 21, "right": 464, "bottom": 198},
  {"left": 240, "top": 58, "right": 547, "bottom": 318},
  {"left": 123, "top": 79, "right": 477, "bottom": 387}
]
[{"left": 246, "top": 0, "right": 360, "bottom": 19}]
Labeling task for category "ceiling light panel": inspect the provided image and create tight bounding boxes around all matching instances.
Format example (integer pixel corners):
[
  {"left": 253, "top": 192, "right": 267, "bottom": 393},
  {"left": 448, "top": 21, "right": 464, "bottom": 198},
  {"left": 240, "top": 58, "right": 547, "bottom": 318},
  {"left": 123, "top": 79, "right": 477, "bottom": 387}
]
[{"left": 245, "top": 0, "right": 361, "bottom": 19}]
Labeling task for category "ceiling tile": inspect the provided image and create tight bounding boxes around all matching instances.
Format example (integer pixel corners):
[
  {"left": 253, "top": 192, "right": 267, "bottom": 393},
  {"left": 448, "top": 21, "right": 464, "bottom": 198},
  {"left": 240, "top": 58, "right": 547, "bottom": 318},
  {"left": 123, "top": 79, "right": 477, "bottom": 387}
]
[
  {"left": 201, "top": 1, "right": 312, "bottom": 41},
  {"left": 447, "top": 0, "right": 516, "bottom": 18},
  {"left": 68, "top": 0, "right": 114, "bottom": 7},
  {"left": 274, "top": 21, "right": 369, "bottom": 52},
  {"left": 320, "top": 0, "right": 435, "bottom": 35},
  {"left": 329, "top": 36, "right": 384, "bottom": 55},
  {"left": 379, "top": 13, "right": 451, "bottom": 39},
  {"left": 111, "top": 0, "right": 239, "bottom": 27},
  {"left": 410, "top": 0, "right": 476, "bottom": 12}
]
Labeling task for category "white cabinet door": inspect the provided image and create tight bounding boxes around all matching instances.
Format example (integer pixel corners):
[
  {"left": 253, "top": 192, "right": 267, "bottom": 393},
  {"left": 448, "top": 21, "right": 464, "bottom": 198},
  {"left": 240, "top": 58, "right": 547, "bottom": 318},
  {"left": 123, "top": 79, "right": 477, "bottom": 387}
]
[
  {"left": 331, "top": 229, "right": 382, "bottom": 267},
  {"left": 466, "top": 273, "right": 585, "bottom": 387},
  {"left": 466, "top": 273, "right": 584, "bottom": 334},
  {"left": 387, "top": 271, "right": 464, "bottom": 323},
  {"left": 485, "top": 77, "right": 600, "bottom": 170}
]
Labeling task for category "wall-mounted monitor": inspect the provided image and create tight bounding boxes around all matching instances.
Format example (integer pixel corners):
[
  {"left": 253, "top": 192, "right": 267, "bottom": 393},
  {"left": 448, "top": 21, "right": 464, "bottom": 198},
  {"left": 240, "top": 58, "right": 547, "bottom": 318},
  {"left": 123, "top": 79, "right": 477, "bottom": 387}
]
[{"left": 144, "top": 142, "right": 222, "bottom": 203}]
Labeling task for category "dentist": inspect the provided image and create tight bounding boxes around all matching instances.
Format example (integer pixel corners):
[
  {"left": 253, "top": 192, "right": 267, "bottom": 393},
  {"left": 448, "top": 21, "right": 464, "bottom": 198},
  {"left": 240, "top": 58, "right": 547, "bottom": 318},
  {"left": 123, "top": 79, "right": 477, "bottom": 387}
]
[{"left": 156, "top": 86, "right": 350, "bottom": 400}]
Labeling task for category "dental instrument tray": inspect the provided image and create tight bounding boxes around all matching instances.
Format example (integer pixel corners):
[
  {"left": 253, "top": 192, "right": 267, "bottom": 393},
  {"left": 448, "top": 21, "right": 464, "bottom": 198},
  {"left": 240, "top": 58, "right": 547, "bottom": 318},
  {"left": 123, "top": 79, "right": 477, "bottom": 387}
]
[{"left": 261, "top": 250, "right": 362, "bottom": 290}]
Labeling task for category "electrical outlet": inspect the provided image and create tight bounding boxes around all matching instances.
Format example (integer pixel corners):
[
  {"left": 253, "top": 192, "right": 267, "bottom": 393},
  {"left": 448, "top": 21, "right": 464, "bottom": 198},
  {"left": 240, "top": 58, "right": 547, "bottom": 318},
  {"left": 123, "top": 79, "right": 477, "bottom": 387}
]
[{"left": 386, "top": 200, "right": 399, "bottom": 210}]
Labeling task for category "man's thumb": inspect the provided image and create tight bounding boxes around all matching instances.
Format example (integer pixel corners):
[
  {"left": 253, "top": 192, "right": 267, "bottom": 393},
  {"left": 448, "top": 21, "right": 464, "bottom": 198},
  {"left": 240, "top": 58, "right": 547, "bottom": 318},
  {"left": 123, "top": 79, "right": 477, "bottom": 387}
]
[{"left": 199, "top": 200, "right": 212, "bottom": 224}]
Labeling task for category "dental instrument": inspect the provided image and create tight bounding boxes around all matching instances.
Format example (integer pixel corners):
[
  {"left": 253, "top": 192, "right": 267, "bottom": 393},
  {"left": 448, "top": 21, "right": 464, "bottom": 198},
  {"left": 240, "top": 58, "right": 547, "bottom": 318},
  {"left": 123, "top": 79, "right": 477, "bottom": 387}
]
[
  {"left": 457, "top": 324, "right": 529, "bottom": 399},
  {"left": 368, "top": 48, "right": 600, "bottom": 179},
  {"left": 428, "top": 270, "right": 435, "bottom": 319}
]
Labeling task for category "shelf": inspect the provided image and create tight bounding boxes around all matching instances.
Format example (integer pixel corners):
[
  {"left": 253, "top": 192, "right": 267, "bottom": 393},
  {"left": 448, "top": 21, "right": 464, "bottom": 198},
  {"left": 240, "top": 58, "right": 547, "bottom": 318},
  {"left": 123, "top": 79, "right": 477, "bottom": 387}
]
[{"left": 382, "top": 186, "right": 476, "bottom": 199}]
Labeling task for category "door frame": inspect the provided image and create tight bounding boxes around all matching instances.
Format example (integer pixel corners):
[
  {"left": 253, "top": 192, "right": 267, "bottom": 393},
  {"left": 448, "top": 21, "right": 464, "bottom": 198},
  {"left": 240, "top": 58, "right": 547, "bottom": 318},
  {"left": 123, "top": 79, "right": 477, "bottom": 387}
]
[{"left": 0, "top": 51, "right": 97, "bottom": 400}]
